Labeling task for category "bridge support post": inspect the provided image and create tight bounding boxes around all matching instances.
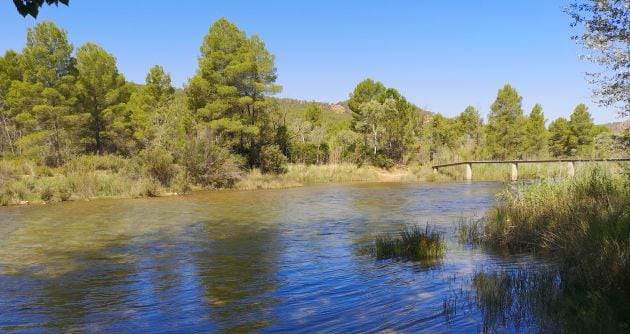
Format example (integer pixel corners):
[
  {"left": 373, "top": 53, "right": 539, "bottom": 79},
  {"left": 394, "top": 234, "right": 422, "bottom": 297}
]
[
  {"left": 567, "top": 161, "right": 575, "bottom": 177},
  {"left": 432, "top": 167, "right": 438, "bottom": 174},
  {"left": 465, "top": 163, "right": 473, "bottom": 180},
  {"left": 511, "top": 163, "right": 518, "bottom": 181}
]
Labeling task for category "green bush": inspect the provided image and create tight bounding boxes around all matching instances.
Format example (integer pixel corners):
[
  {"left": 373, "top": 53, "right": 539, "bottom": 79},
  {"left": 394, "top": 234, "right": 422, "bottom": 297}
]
[
  {"left": 135, "top": 147, "right": 176, "bottom": 186},
  {"left": 371, "top": 152, "right": 394, "bottom": 169},
  {"left": 0, "top": 180, "right": 30, "bottom": 205},
  {"left": 259, "top": 144, "right": 288, "bottom": 174},
  {"left": 40, "top": 184, "right": 54, "bottom": 201},
  {"left": 183, "top": 139, "right": 243, "bottom": 188},
  {"left": 290, "top": 143, "right": 329, "bottom": 165}
]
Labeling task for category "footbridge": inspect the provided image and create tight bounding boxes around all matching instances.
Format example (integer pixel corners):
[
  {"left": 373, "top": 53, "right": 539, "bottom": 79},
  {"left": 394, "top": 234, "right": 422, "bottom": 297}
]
[{"left": 431, "top": 158, "right": 630, "bottom": 181}]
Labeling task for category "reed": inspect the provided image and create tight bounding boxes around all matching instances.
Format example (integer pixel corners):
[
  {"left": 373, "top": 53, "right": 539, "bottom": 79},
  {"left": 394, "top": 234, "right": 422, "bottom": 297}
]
[
  {"left": 374, "top": 225, "right": 446, "bottom": 261},
  {"left": 479, "top": 165, "right": 630, "bottom": 327},
  {"left": 236, "top": 163, "right": 417, "bottom": 190}
]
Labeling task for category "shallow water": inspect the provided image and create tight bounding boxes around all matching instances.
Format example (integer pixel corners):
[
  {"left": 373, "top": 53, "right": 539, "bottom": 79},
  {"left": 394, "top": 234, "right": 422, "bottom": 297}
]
[{"left": 0, "top": 181, "right": 541, "bottom": 333}]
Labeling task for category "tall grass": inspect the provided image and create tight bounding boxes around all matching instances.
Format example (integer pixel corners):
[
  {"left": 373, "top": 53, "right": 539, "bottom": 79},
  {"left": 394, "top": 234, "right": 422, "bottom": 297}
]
[
  {"left": 478, "top": 165, "right": 630, "bottom": 327},
  {"left": 472, "top": 267, "right": 559, "bottom": 333},
  {"left": 373, "top": 225, "right": 446, "bottom": 261},
  {"left": 236, "top": 163, "right": 416, "bottom": 190}
]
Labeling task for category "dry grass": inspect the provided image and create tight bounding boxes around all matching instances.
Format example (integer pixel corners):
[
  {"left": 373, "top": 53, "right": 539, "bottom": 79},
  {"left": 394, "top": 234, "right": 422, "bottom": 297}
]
[{"left": 236, "top": 163, "right": 418, "bottom": 190}]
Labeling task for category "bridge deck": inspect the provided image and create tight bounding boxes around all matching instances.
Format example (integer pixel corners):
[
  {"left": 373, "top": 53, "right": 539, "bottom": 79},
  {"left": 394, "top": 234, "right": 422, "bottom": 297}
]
[{"left": 432, "top": 158, "right": 630, "bottom": 169}]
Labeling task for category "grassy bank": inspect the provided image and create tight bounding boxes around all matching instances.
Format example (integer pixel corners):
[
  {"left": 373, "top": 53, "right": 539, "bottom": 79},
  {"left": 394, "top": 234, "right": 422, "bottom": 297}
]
[
  {"left": 235, "top": 163, "right": 425, "bottom": 190},
  {"left": 0, "top": 157, "right": 429, "bottom": 205},
  {"left": 0, "top": 155, "right": 189, "bottom": 206},
  {"left": 461, "top": 165, "right": 630, "bottom": 329}
]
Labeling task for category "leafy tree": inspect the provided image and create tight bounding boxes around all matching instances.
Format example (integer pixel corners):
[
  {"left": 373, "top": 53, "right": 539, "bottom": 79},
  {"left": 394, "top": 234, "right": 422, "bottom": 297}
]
[
  {"left": 484, "top": 84, "right": 527, "bottom": 159},
  {"left": 349, "top": 80, "right": 416, "bottom": 163},
  {"left": 348, "top": 78, "right": 386, "bottom": 132},
  {"left": 75, "top": 42, "right": 126, "bottom": 154},
  {"left": 548, "top": 117, "right": 573, "bottom": 157},
  {"left": 456, "top": 106, "right": 484, "bottom": 158},
  {"left": 524, "top": 104, "right": 548, "bottom": 157},
  {"left": 566, "top": 0, "right": 629, "bottom": 116},
  {"left": 304, "top": 102, "right": 322, "bottom": 126},
  {"left": 355, "top": 100, "right": 386, "bottom": 156},
  {"left": 378, "top": 88, "right": 416, "bottom": 162},
  {"left": 427, "top": 113, "right": 460, "bottom": 154},
  {"left": 186, "top": 18, "right": 281, "bottom": 166},
  {"left": 13, "top": 0, "right": 68, "bottom": 18}
]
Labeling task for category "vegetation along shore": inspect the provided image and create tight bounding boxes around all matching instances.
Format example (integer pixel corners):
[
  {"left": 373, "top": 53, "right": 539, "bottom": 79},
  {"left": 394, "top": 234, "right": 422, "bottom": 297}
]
[{"left": 1, "top": 19, "right": 628, "bottom": 206}]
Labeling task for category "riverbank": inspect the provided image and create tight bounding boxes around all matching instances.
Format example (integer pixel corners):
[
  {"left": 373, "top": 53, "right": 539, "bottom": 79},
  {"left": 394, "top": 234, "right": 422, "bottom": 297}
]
[
  {"left": 3, "top": 156, "right": 625, "bottom": 207},
  {"left": 0, "top": 159, "right": 448, "bottom": 206},
  {"left": 460, "top": 165, "right": 630, "bottom": 331}
]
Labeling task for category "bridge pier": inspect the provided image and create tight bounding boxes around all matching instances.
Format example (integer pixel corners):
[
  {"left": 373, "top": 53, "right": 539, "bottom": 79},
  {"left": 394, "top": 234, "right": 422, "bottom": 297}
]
[
  {"left": 511, "top": 163, "right": 518, "bottom": 181},
  {"left": 567, "top": 161, "right": 575, "bottom": 177},
  {"left": 465, "top": 163, "right": 473, "bottom": 180},
  {"left": 432, "top": 167, "right": 438, "bottom": 174}
]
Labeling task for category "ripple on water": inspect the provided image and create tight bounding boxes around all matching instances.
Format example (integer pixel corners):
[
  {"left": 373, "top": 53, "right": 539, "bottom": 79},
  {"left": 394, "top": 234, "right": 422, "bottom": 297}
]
[{"left": 0, "top": 181, "right": 550, "bottom": 333}]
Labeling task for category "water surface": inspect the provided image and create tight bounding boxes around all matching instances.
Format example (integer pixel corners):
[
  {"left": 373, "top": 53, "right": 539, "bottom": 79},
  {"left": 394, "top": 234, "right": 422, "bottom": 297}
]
[{"left": 0, "top": 181, "right": 538, "bottom": 333}]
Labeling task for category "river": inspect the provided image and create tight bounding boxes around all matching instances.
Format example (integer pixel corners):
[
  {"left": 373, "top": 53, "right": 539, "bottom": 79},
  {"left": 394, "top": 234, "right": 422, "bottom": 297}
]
[{"left": 0, "top": 181, "right": 545, "bottom": 333}]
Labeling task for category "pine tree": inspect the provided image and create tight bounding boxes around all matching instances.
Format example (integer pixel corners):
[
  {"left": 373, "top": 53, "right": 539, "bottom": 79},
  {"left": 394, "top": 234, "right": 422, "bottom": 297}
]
[
  {"left": 10, "top": 21, "right": 78, "bottom": 165},
  {"left": 186, "top": 18, "right": 281, "bottom": 166},
  {"left": 548, "top": 117, "right": 573, "bottom": 157},
  {"left": 568, "top": 103, "right": 595, "bottom": 156},
  {"left": 75, "top": 42, "right": 126, "bottom": 154},
  {"left": 484, "top": 84, "right": 527, "bottom": 159},
  {"left": 0, "top": 50, "right": 23, "bottom": 154},
  {"left": 524, "top": 104, "right": 548, "bottom": 157}
]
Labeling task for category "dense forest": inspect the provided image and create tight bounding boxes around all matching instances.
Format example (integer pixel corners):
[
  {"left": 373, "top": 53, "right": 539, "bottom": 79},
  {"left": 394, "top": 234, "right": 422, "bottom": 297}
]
[{"left": 1, "top": 19, "right": 628, "bottom": 203}]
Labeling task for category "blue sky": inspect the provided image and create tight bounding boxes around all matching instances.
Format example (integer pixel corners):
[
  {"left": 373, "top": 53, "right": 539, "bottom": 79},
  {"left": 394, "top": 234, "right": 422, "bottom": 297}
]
[{"left": 0, "top": 1, "right": 622, "bottom": 123}]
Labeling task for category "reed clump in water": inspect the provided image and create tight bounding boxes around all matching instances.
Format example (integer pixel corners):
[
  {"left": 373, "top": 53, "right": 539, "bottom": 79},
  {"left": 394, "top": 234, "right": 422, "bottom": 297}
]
[
  {"left": 456, "top": 216, "right": 485, "bottom": 245},
  {"left": 374, "top": 225, "right": 446, "bottom": 261}
]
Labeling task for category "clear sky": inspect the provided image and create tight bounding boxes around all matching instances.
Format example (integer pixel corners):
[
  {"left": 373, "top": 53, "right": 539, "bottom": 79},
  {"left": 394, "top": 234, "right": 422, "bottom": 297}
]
[{"left": 0, "top": 1, "right": 623, "bottom": 124}]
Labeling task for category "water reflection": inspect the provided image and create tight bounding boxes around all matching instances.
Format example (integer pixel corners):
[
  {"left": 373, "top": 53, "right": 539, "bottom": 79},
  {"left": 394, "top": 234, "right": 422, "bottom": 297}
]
[{"left": 0, "top": 182, "right": 523, "bottom": 333}]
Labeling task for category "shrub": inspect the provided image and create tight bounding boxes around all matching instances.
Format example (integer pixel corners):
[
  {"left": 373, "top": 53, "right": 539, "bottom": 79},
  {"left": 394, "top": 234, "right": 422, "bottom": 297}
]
[
  {"left": 371, "top": 152, "right": 394, "bottom": 169},
  {"left": 69, "top": 171, "right": 99, "bottom": 199},
  {"left": 135, "top": 147, "right": 176, "bottom": 186},
  {"left": 40, "top": 184, "right": 54, "bottom": 201},
  {"left": 0, "top": 180, "right": 29, "bottom": 205},
  {"left": 130, "top": 178, "right": 162, "bottom": 198},
  {"left": 259, "top": 144, "right": 288, "bottom": 174},
  {"left": 171, "top": 169, "right": 191, "bottom": 194},
  {"left": 183, "top": 139, "right": 243, "bottom": 188},
  {"left": 63, "top": 154, "right": 127, "bottom": 174}
]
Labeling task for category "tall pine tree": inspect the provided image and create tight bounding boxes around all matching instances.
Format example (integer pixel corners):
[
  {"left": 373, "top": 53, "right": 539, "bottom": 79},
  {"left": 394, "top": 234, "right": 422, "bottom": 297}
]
[{"left": 484, "top": 84, "right": 527, "bottom": 159}]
